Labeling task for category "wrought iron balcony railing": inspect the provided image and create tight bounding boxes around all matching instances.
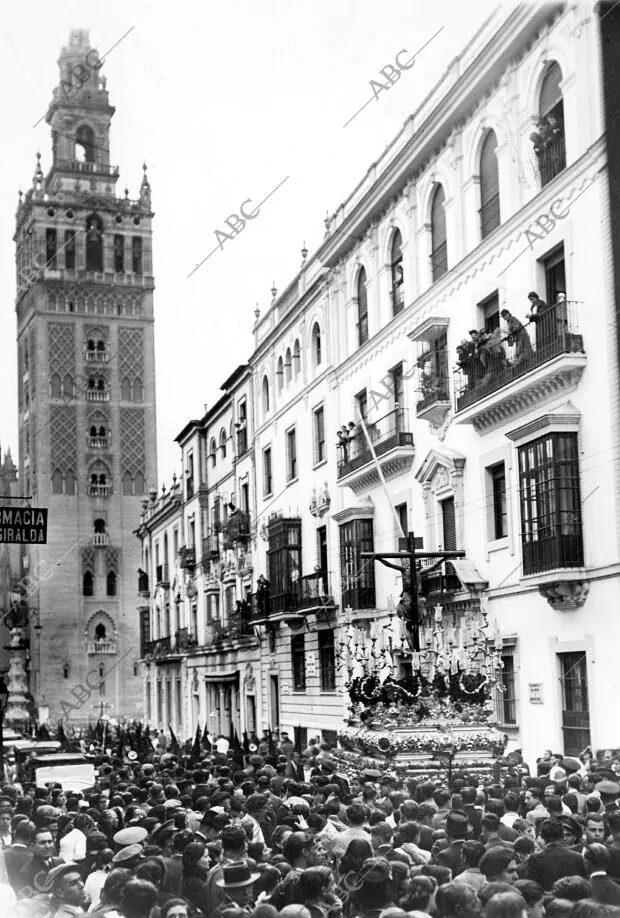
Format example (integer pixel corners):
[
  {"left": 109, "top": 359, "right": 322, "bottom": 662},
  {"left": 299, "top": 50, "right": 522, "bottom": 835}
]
[
  {"left": 250, "top": 589, "right": 271, "bottom": 623},
  {"left": 155, "top": 564, "right": 170, "bottom": 587},
  {"left": 454, "top": 301, "right": 584, "bottom": 413},
  {"left": 84, "top": 347, "right": 110, "bottom": 362},
  {"left": 86, "top": 639, "right": 117, "bottom": 655},
  {"left": 537, "top": 132, "right": 566, "bottom": 188},
  {"left": 299, "top": 571, "right": 334, "bottom": 610},
  {"left": 138, "top": 572, "right": 149, "bottom": 594},
  {"left": 91, "top": 533, "right": 109, "bottom": 546},
  {"left": 202, "top": 534, "right": 220, "bottom": 561},
  {"left": 416, "top": 376, "right": 450, "bottom": 415},
  {"left": 337, "top": 408, "right": 413, "bottom": 480},
  {"left": 418, "top": 558, "right": 461, "bottom": 598},
  {"left": 86, "top": 390, "right": 110, "bottom": 402},
  {"left": 179, "top": 546, "right": 196, "bottom": 568},
  {"left": 88, "top": 483, "right": 110, "bottom": 496},
  {"left": 88, "top": 436, "right": 109, "bottom": 449}
]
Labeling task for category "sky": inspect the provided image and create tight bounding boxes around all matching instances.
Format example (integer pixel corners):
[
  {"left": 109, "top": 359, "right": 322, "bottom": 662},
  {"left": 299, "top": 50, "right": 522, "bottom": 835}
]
[{"left": 0, "top": 0, "right": 508, "bottom": 484}]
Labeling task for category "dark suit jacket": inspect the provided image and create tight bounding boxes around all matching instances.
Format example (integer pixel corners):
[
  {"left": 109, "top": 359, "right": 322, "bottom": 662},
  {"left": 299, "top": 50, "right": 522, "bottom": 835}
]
[
  {"left": 434, "top": 840, "right": 466, "bottom": 876},
  {"left": 607, "top": 844, "right": 620, "bottom": 882},
  {"left": 526, "top": 843, "right": 586, "bottom": 891},
  {"left": 4, "top": 845, "right": 31, "bottom": 888},
  {"left": 463, "top": 804, "right": 483, "bottom": 840},
  {"left": 591, "top": 874, "right": 620, "bottom": 906},
  {"left": 16, "top": 854, "right": 63, "bottom": 894}
]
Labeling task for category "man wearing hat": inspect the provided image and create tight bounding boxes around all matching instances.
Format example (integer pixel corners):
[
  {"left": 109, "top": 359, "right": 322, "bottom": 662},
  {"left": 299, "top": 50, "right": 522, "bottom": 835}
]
[
  {"left": 205, "top": 824, "right": 249, "bottom": 914},
  {"left": 111, "top": 843, "right": 143, "bottom": 870},
  {"left": 214, "top": 863, "right": 259, "bottom": 916},
  {"left": 434, "top": 811, "right": 470, "bottom": 876},
  {"left": 48, "top": 862, "right": 88, "bottom": 916}
]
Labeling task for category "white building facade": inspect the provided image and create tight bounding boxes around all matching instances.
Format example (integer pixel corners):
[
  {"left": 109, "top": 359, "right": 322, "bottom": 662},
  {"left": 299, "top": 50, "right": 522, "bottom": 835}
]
[{"left": 140, "top": 2, "right": 620, "bottom": 763}]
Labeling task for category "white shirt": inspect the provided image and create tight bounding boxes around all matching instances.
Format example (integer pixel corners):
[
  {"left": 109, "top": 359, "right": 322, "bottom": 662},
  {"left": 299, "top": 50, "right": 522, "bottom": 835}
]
[
  {"left": 59, "top": 827, "right": 87, "bottom": 862},
  {"left": 85, "top": 869, "right": 107, "bottom": 910}
]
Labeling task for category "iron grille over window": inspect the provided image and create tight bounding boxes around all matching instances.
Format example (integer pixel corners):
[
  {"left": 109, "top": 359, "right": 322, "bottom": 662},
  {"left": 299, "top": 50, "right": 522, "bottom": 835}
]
[
  {"left": 292, "top": 633, "right": 306, "bottom": 690},
  {"left": 390, "top": 230, "right": 404, "bottom": 316},
  {"left": 559, "top": 651, "right": 591, "bottom": 754},
  {"left": 430, "top": 185, "right": 448, "bottom": 281},
  {"left": 501, "top": 654, "right": 517, "bottom": 724},
  {"left": 319, "top": 630, "right": 336, "bottom": 691},
  {"left": 268, "top": 517, "right": 302, "bottom": 615},
  {"left": 518, "top": 433, "right": 583, "bottom": 575},
  {"left": 479, "top": 130, "right": 500, "bottom": 239},
  {"left": 340, "top": 518, "right": 375, "bottom": 609},
  {"left": 357, "top": 268, "right": 369, "bottom": 346}
]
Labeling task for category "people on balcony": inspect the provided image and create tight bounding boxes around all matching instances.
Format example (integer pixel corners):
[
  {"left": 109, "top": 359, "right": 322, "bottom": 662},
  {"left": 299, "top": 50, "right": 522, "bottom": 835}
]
[{"left": 500, "top": 309, "right": 533, "bottom": 366}]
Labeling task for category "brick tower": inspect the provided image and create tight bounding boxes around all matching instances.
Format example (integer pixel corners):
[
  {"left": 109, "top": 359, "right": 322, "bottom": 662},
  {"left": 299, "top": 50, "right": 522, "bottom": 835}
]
[{"left": 14, "top": 30, "right": 157, "bottom": 725}]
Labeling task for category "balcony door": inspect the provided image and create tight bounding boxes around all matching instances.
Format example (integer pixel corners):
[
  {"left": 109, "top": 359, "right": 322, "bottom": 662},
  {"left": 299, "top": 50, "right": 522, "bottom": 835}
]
[{"left": 559, "top": 651, "right": 591, "bottom": 754}]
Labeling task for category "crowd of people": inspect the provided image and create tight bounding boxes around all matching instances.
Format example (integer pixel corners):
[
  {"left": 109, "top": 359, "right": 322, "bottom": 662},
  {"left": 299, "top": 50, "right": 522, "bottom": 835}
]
[{"left": 2, "top": 736, "right": 620, "bottom": 918}]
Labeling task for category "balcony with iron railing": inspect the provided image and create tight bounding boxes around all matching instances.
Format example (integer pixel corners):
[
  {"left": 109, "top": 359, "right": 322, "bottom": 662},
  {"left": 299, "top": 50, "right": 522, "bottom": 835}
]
[
  {"left": 88, "top": 436, "right": 109, "bottom": 449},
  {"left": 249, "top": 588, "right": 272, "bottom": 624},
  {"left": 537, "top": 131, "right": 566, "bottom": 188},
  {"left": 55, "top": 159, "right": 120, "bottom": 177},
  {"left": 84, "top": 347, "right": 110, "bottom": 362},
  {"left": 416, "top": 372, "right": 451, "bottom": 426},
  {"left": 202, "top": 534, "right": 220, "bottom": 561},
  {"left": 86, "top": 639, "right": 117, "bottom": 655},
  {"left": 418, "top": 558, "right": 462, "bottom": 599},
  {"left": 221, "top": 512, "right": 251, "bottom": 547},
  {"left": 179, "top": 546, "right": 196, "bottom": 568},
  {"left": 91, "top": 533, "right": 109, "bottom": 547},
  {"left": 88, "top": 483, "right": 110, "bottom": 497},
  {"left": 86, "top": 389, "right": 110, "bottom": 402},
  {"left": 336, "top": 407, "right": 415, "bottom": 491},
  {"left": 299, "top": 571, "right": 336, "bottom": 613},
  {"left": 138, "top": 571, "right": 149, "bottom": 594},
  {"left": 341, "top": 584, "right": 376, "bottom": 611},
  {"left": 155, "top": 564, "right": 170, "bottom": 588},
  {"left": 453, "top": 300, "right": 586, "bottom": 433}
]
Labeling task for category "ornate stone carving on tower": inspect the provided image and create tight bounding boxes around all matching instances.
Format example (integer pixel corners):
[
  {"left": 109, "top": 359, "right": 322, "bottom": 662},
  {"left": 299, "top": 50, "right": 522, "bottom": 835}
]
[{"left": 14, "top": 29, "right": 158, "bottom": 724}]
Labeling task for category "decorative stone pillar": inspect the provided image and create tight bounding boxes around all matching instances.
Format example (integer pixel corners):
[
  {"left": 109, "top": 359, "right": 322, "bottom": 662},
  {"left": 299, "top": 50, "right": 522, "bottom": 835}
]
[{"left": 4, "top": 627, "right": 30, "bottom": 726}]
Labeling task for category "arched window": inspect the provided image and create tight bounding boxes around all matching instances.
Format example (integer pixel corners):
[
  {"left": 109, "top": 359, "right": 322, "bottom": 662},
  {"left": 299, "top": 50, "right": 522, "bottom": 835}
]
[
  {"left": 262, "top": 376, "right": 270, "bottom": 414},
  {"left": 90, "top": 425, "right": 97, "bottom": 438},
  {"left": 390, "top": 230, "right": 404, "bottom": 316},
  {"left": 122, "top": 471, "right": 132, "bottom": 494},
  {"left": 94, "top": 518, "right": 106, "bottom": 533},
  {"left": 536, "top": 61, "right": 565, "bottom": 186},
  {"left": 63, "top": 374, "right": 73, "bottom": 398},
  {"left": 96, "top": 378, "right": 105, "bottom": 391},
  {"left": 311, "top": 323, "right": 322, "bottom": 366},
  {"left": 98, "top": 425, "right": 106, "bottom": 438},
  {"left": 63, "top": 663, "right": 70, "bottom": 679},
  {"left": 95, "top": 622, "right": 107, "bottom": 640},
  {"left": 65, "top": 470, "right": 76, "bottom": 496},
  {"left": 357, "top": 268, "right": 368, "bottom": 346},
  {"left": 87, "top": 339, "right": 95, "bottom": 352},
  {"left": 277, "top": 356, "right": 284, "bottom": 392},
  {"left": 121, "top": 377, "right": 131, "bottom": 400},
  {"left": 85, "top": 213, "right": 104, "bottom": 272},
  {"left": 52, "top": 469, "right": 63, "bottom": 494},
  {"left": 135, "top": 472, "right": 145, "bottom": 495},
  {"left": 284, "top": 348, "right": 292, "bottom": 385},
  {"left": 96, "top": 340, "right": 105, "bottom": 352},
  {"left": 88, "top": 378, "right": 96, "bottom": 390},
  {"left": 209, "top": 438, "right": 217, "bottom": 465},
  {"left": 132, "top": 378, "right": 143, "bottom": 402},
  {"left": 98, "top": 473, "right": 107, "bottom": 485},
  {"left": 106, "top": 570, "right": 117, "bottom": 596},
  {"left": 75, "top": 124, "right": 96, "bottom": 163},
  {"left": 83, "top": 571, "right": 94, "bottom": 596},
  {"left": 479, "top": 131, "right": 500, "bottom": 239},
  {"left": 293, "top": 339, "right": 301, "bottom": 376},
  {"left": 219, "top": 429, "right": 227, "bottom": 458},
  {"left": 430, "top": 185, "right": 448, "bottom": 281},
  {"left": 51, "top": 374, "right": 62, "bottom": 398}
]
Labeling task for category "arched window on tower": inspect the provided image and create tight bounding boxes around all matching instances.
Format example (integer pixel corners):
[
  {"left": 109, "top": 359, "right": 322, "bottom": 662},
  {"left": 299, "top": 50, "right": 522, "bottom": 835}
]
[
  {"left": 94, "top": 518, "right": 106, "bottom": 534},
  {"left": 357, "top": 269, "right": 368, "bottom": 346},
  {"left": 85, "top": 213, "right": 104, "bottom": 272},
  {"left": 390, "top": 230, "right": 404, "bottom": 316},
  {"left": 132, "top": 378, "right": 143, "bottom": 402},
  {"left": 63, "top": 375, "right": 73, "bottom": 398},
  {"left": 135, "top": 472, "right": 145, "bottom": 495},
  {"left": 262, "top": 376, "right": 270, "bottom": 414},
  {"left": 83, "top": 571, "right": 94, "bottom": 596},
  {"left": 106, "top": 571, "right": 117, "bottom": 596},
  {"left": 121, "top": 377, "right": 131, "bottom": 400},
  {"left": 122, "top": 471, "right": 133, "bottom": 495},
  {"left": 90, "top": 425, "right": 97, "bottom": 438},
  {"left": 75, "top": 125, "right": 96, "bottom": 164},
  {"left": 52, "top": 469, "right": 63, "bottom": 494},
  {"left": 65, "top": 470, "right": 76, "bottom": 496},
  {"left": 479, "top": 130, "right": 500, "bottom": 239},
  {"left": 94, "top": 622, "right": 107, "bottom": 641},
  {"left": 430, "top": 185, "right": 448, "bottom": 281},
  {"left": 51, "top": 374, "right": 62, "bottom": 398},
  {"left": 535, "top": 61, "right": 566, "bottom": 187}
]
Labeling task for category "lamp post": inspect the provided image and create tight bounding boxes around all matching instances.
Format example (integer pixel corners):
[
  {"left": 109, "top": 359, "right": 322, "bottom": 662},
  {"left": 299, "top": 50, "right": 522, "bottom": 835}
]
[{"left": 0, "top": 676, "right": 9, "bottom": 785}]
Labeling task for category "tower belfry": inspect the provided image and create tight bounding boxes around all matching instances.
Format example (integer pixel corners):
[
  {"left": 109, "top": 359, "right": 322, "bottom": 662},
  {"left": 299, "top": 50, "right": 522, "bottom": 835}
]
[{"left": 14, "top": 31, "right": 157, "bottom": 724}]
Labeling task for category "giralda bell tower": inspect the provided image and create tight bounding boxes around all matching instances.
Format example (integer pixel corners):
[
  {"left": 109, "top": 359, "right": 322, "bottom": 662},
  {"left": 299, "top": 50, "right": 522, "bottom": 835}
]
[{"left": 14, "top": 30, "right": 157, "bottom": 724}]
